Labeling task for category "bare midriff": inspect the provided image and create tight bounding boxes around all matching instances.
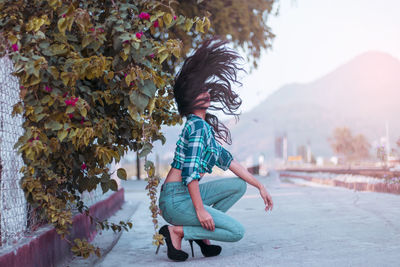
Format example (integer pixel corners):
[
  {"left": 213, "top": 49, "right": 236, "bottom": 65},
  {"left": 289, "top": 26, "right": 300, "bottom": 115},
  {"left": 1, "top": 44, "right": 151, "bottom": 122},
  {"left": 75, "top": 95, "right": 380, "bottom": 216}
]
[{"left": 164, "top": 167, "right": 205, "bottom": 184}]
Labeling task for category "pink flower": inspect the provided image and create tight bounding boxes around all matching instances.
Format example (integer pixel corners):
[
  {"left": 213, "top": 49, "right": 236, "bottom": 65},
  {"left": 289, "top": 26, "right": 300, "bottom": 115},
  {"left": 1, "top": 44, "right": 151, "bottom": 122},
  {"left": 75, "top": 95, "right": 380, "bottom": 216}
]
[
  {"left": 130, "top": 82, "right": 135, "bottom": 86},
  {"left": 123, "top": 40, "right": 130, "bottom": 44},
  {"left": 62, "top": 14, "right": 66, "bottom": 18},
  {"left": 139, "top": 12, "right": 150, "bottom": 20},
  {"left": 68, "top": 113, "right": 73, "bottom": 119},
  {"left": 98, "top": 28, "right": 104, "bottom": 33},
  {"left": 45, "top": 86, "right": 52, "bottom": 92},
  {"left": 65, "top": 97, "right": 79, "bottom": 106},
  {"left": 63, "top": 92, "right": 68, "bottom": 98},
  {"left": 124, "top": 73, "right": 128, "bottom": 77},
  {"left": 12, "top": 44, "right": 18, "bottom": 52},
  {"left": 89, "top": 27, "right": 95, "bottom": 32},
  {"left": 153, "top": 20, "right": 159, "bottom": 28},
  {"left": 149, "top": 53, "right": 155, "bottom": 58},
  {"left": 81, "top": 163, "right": 87, "bottom": 170},
  {"left": 20, "top": 86, "right": 24, "bottom": 89},
  {"left": 136, "top": 32, "right": 143, "bottom": 39},
  {"left": 80, "top": 118, "right": 85, "bottom": 125},
  {"left": 35, "top": 136, "right": 39, "bottom": 140},
  {"left": 173, "top": 15, "right": 177, "bottom": 20}
]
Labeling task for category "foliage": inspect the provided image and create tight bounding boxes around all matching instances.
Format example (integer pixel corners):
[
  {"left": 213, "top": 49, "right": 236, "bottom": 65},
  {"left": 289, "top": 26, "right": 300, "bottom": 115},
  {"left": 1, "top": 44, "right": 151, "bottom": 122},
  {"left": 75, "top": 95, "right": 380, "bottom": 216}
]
[
  {"left": 171, "top": 0, "right": 278, "bottom": 68},
  {"left": 329, "top": 127, "right": 371, "bottom": 163},
  {"left": 0, "top": 0, "right": 210, "bottom": 258}
]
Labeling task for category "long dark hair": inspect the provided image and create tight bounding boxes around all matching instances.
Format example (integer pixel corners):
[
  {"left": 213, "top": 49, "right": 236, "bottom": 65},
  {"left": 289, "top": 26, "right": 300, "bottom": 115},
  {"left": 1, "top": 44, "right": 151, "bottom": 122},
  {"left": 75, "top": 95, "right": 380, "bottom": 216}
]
[{"left": 173, "top": 37, "right": 244, "bottom": 144}]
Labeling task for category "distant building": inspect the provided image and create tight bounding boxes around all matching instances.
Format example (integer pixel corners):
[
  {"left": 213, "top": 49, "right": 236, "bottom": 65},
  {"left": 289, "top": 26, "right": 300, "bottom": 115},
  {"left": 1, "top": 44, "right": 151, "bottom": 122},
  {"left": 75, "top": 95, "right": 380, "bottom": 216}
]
[
  {"left": 275, "top": 134, "right": 287, "bottom": 160},
  {"left": 297, "top": 145, "right": 307, "bottom": 162}
]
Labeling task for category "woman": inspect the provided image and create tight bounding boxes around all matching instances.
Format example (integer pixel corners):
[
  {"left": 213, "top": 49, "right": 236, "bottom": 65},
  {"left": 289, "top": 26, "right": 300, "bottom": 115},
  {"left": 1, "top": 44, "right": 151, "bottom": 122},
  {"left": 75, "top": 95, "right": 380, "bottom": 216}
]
[{"left": 156, "top": 38, "right": 274, "bottom": 262}]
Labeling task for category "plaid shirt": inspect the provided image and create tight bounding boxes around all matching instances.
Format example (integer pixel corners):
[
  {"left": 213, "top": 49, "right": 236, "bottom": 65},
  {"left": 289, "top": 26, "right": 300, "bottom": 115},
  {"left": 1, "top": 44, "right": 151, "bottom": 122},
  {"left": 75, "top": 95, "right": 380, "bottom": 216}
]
[{"left": 171, "top": 114, "right": 233, "bottom": 186}]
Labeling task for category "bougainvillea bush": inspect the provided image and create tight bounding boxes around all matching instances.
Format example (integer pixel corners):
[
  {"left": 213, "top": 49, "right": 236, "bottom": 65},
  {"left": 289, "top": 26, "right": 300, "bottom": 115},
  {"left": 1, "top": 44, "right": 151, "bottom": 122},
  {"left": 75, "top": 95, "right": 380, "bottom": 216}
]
[{"left": 0, "top": 0, "right": 211, "bottom": 257}]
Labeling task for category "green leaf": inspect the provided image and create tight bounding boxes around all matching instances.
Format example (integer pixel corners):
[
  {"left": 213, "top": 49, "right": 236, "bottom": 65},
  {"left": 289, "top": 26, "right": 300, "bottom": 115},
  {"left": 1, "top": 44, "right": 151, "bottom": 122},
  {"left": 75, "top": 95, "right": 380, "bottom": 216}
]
[
  {"left": 117, "top": 168, "right": 127, "bottom": 180},
  {"left": 49, "top": 44, "right": 68, "bottom": 56},
  {"left": 129, "top": 91, "right": 149, "bottom": 114},
  {"left": 58, "top": 130, "right": 68, "bottom": 142},
  {"left": 66, "top": 105, "right": 74, "bottom": 114},
  {"left": 144, "top": 159, "right": 154, "bottom": 170},
  {"left": 80, "top": 108, "right": 87, "bottom": 117},
  {"left": 132, "top": 42, "right": 140, "bottom": 50},
  {"left": 101, "top": 182, "right": 109, "bottom": 194},
  {"left": 57, "top": 17, "right": 68, "bottom": 35},
  {"left": 109, "top": 179, "right": 118, "bottom": 191},
  {"left": 158, "top": 52, "right": 168, "bottom": 64},
  {"left": 163, "top": 13, "right": 173, "bottom": 27},
  {"left": 139, "top": 79, "right": 157, "bottom": 98},
  {"left": 184, "top": 19, "right": 194, "bottom": 32},
  {"left": 101, "top": 173, "right": 110, "bottom": 183},
  {"left": 139, "top": 143, "right": 153, "bottom": 158},
  {"left": 41, "top": 95, "right": 52, "bottom": 104},
  {"left": 12, "top": 102, "right": 24, "bottom": 116},
  {"left": 82, "top": 35, "right": 93, "bottom": 48},
  {"left": 127, "top": 105, "right": 140, "bottom": 122},
  {"left": 45, "top": 120, "right": 63, "bottom": 131}
]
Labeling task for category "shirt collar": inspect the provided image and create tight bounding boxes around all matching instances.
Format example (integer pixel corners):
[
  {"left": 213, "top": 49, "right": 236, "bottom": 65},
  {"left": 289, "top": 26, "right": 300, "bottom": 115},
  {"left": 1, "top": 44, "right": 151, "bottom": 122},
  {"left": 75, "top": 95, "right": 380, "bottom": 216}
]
[
  {"left": 188, "top": 113, "right": 204, "bottom": 120},
  {"left": 188, "top": 114, "right": 215, "bottom": 135}
]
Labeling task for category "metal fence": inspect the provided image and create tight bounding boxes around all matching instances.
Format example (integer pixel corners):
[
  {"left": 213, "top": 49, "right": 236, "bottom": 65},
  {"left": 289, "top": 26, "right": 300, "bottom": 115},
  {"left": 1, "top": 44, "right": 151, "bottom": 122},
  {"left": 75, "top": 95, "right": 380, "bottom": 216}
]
[
  {"left": 0, "top": 55, "right": 27, "bottom": 248},
  {"left": 0, "top": 56, "right": 113, "bottom": 249}
]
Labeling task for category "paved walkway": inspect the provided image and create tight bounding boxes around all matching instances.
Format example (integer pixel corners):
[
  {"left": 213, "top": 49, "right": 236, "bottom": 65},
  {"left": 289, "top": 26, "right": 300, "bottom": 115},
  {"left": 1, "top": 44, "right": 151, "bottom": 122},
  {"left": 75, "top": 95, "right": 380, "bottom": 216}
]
[{"left": 96, "top": 171, "right": 400, "bottom": 266}]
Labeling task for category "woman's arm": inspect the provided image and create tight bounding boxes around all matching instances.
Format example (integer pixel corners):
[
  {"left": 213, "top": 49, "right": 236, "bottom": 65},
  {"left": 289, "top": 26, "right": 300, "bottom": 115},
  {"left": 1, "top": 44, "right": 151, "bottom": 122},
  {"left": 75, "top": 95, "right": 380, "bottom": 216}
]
[
  {"left": 229, "top": 159, "right": 274, "bottom": 211},
  {"left": 187, "top": 180, "right": 215, "bottom": 231},
  {"left": 229, "top": 159, "right": 263, "bottom": 189}
]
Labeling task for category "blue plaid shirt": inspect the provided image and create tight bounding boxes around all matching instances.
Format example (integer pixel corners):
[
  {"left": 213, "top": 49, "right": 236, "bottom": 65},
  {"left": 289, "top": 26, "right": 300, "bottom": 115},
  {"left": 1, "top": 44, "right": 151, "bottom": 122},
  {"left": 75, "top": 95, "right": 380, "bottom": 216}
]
[{"left": 171, "top": 114, "right": 234, "bottom": 186}]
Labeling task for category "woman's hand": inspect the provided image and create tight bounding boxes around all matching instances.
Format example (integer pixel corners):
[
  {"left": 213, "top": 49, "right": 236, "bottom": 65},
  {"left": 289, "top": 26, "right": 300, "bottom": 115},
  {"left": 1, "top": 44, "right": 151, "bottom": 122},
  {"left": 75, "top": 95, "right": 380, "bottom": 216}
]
[
  {"left": 196, "top": 208, "right": 215, "bottom": 231},
  {"left": 259, "top": 186, "right": 274, "bottom": 212}
]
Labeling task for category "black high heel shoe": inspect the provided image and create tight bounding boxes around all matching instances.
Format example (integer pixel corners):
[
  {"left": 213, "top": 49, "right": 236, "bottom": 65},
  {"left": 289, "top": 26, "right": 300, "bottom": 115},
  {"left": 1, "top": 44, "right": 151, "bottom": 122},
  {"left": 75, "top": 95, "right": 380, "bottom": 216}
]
[
  {"left": 156, "top": 225, "right": 188, "bottom": 262},
  {"left": 188, "top": 239, "right": 222, "bottom": 257}
]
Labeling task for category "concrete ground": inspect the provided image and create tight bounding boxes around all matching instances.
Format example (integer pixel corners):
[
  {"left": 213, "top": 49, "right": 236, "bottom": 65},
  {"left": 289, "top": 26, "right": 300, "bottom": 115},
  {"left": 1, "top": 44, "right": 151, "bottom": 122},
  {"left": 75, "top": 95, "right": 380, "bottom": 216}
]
[{"left": 96, "top": 171, "right": 400, "bottom": 267}]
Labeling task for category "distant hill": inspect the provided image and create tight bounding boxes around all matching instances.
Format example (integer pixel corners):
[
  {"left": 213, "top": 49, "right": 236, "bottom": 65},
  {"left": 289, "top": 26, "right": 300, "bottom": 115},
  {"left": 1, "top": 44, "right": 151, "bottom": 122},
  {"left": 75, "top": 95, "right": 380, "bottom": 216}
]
[
  {"left": 143, "top": 51, "right": 400, "bottom": 165},
  {"left": 228, "top": 51, "right": 400, "bottom": 161}
]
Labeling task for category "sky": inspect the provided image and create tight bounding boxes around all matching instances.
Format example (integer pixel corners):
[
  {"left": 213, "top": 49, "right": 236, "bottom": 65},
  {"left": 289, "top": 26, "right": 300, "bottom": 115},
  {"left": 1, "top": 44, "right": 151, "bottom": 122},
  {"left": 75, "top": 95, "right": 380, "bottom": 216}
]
[{"left": 236, "top": 0, "right": 400, "bottom": 113}]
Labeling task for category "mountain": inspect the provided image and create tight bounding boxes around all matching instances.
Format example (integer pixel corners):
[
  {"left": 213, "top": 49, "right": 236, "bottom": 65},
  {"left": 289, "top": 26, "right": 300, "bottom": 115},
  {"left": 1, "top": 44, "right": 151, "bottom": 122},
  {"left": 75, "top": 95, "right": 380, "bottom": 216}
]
[
  {"left": 228, "top": 51, "right": 400, "bottom": 161},
  {"left": 142, "top": 51, "right": 400, "bottom": 165}
]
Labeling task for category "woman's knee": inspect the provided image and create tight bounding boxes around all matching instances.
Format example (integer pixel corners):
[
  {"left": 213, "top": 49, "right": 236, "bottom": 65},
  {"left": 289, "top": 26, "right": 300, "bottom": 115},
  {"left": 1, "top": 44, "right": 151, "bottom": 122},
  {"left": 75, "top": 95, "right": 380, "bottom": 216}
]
[
  {"left": 230, "top": 221, "right": 245, "bottom": 242},
  {"left": 234, "top": 177, "right": 247, "bottom": 196}
]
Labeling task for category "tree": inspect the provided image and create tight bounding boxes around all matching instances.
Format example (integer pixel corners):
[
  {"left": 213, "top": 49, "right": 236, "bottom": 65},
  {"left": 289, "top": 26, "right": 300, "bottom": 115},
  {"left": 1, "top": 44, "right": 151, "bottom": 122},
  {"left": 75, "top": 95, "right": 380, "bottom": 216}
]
[
  {"left": 0, "top": 0, "right": 212, "bottom": 257},
  {"left": 352, "top": 134, "right": 371, "bottom": 160},
  {"left": 170, "top": 0, "right": 278, "bottom": 69},
  {"left": 329, "top": 127, "right": 370, "bottom": 163}
]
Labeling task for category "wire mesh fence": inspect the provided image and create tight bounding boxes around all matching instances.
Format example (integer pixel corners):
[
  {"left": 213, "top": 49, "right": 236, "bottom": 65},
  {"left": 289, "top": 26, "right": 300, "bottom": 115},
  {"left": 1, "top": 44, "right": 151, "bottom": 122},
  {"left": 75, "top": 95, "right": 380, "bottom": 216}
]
[
  {"left": 0, "top": 55, "right": 27, "bottom": 247},
  {"left": 0, "top": 55, "right": 112, "bottom": 249}
]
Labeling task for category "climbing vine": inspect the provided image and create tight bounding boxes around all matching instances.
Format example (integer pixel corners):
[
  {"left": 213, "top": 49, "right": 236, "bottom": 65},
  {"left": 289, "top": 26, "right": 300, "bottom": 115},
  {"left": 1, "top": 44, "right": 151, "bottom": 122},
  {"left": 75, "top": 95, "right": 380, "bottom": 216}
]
[{"left": 0, "top": 0, "right": 210, "bottom": 258}]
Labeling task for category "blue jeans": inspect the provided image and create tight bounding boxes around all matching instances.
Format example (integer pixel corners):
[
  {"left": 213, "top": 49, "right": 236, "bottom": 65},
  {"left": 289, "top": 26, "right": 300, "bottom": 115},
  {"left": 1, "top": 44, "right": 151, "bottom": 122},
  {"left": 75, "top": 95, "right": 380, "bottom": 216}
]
[{"left": 158, "top": 177, "right": 247, "bottom": 242}]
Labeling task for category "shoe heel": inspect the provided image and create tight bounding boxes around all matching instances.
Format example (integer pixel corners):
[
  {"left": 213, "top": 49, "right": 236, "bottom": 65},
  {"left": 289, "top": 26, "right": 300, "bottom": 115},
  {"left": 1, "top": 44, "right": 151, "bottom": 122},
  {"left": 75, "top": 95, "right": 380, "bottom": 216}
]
[
  {"left": 155, "top": 244, "right": 161, "bottom": 255},
  {"left": 189, "top": 240, "right": 194, "bottom": 257}
]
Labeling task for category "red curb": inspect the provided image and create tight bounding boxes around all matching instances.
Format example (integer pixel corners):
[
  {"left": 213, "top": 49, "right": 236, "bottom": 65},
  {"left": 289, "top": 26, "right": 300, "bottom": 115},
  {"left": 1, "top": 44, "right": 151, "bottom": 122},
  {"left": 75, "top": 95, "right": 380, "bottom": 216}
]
[
  {"left": 0, "top": 188, "right": 125, "bottom": 267},
  {"left": 280, "top": 173, "right": 400, "bottom": 195}
]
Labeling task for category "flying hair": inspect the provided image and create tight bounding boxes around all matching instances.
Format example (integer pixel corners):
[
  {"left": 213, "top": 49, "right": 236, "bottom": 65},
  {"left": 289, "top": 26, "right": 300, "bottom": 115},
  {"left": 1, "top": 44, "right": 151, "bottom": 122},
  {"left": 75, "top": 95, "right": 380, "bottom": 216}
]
[{"left": 173, "top": 37, "right": 244, "bottom": 144}]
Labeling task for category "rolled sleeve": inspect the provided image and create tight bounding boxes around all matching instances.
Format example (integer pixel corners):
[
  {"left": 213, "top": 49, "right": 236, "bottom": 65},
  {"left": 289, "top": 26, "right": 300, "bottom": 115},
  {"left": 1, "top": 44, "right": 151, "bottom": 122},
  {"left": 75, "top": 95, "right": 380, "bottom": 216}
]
[
  {"left": 216, "top": 146, "right": 233, "bottom": 171},
  {"left": 182, "top": 129, "right": 205, "bottom": 186}
]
